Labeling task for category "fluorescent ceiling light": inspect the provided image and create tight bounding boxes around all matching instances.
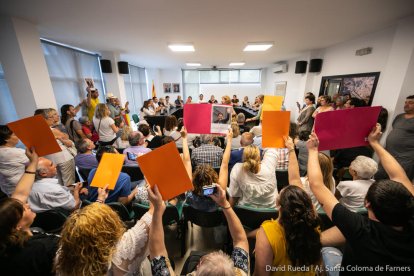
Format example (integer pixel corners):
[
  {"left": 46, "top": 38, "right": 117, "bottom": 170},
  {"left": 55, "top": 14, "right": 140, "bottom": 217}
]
[
  {"left": 243, "top": 43, "right": 273, "bottom": 52},
  {"left": 168, "top": 44, "right": 195, "bottom": 52},
  {"left": 186, "top": 62, "right": 201, "bottom": 66},
  {"left": 229, "top": 62, "right": 245, "bottom": 66}
]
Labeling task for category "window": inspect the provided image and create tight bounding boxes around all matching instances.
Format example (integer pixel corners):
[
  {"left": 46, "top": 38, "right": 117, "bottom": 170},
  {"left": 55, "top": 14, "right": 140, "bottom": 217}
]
[
  {"left": 0, "top": 63, "right": 19, "bottom": 124},
  {"left": 41, "top": 40, "right": 105, "bottom": 116},
  {"left": 123, "top": 65, "right": 148, "bottom": 115}
]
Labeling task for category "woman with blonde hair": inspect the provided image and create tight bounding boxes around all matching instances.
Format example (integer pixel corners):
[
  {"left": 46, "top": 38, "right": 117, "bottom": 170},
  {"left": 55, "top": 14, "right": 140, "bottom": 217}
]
[
  {"left": 114, "top": 125, "right": 132, "bottom": 149},
  {"left": 285, "top": 136, "right": 335, "bottom": 211},
  {"left": 229, "top": 144, "right": 279, "bottom": 208},
  {"left": 55, "top": 188, "right": 153, "bottom": 276},
  {"left": 226, "top": 123, "right": 241, "bottom": 149},
  {"left": 93, "top": 103, "right": 121, "bottom": 146}
]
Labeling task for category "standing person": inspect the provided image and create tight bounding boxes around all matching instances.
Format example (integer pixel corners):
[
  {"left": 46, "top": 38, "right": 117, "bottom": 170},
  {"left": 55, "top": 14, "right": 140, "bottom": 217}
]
[
  {"left": 106, "top": 93, "right": 122, "bottom": 126},
  {"left": 86, "top": 87, "right": 100, "bottom": 122},
  {"left": 376, "top": 95, "right": 414, "bottom": 181},
  {"left": 307, "top": 126, "right": 414, "bottom": 272},
  {"left": 61, "top": 104, "right": 86, "bottom": 143},
  {"left": 208, "top": 95, "right": 218, "bottom": 104},
  {"left": 297, "top": 94, "right": 316, "bottom": 133},
  {"left": 312, "top": 95, "right": 334, "bottom": 118},
  {"left": 93, "top": 103, "right": 121, "bottom": 146}
]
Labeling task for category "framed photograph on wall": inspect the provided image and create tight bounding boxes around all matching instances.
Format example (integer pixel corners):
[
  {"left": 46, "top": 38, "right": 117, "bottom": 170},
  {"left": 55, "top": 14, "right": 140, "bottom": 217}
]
[
  {"left": 274, "top": 81, "right": 287, "bottom": 97},
  {"left": 319, "top": 72, "right": 380, "bottom": 106},
  {"left": 173, "top": 83, "right": 180, "bottom": 93},
  {"left": 163, "top": 83, "right": 172, "bottom": 93}
]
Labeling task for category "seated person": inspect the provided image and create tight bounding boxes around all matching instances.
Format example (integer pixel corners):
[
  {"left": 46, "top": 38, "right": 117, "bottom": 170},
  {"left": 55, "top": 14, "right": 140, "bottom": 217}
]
[
  {"left": 191, "top": 134, "right": 223, "bottom": 168},
  {"left": 0, "top": 148, "right": 60, "bottom": 275},
  {"left": 285, "top": 136, "right": 335, "bottom": 211},
  {"left": 138, "top": 124, "right": 163, "bottom": 149},
  {"left": 228, "top": 132, "right": 255, "bottom": 172},
  {"left": 275, "top": 148, "right": 289, "bottom": 171},
  {"left": 123, "top": 131, "right": 152, "bottom": 166},
  {"left": 186, "top": 130, "right": 232, "bottom": 212},
  {"left": 163, "top": 115, "right": 182, "bottom": 148},
  {"left": 0, "top": 125, "right": 29, "bottom": 196},
  {"left": 87, "top": 146, "right": 138, "bottom": 205},
  {"left": 231, "top": 94, "right": 240, "bottom": 106},
  {"left": 236, "top": 113, "right": 250, "bottom": 134},
  {"left": 113, "top": 125, "right": 132, "bottom": 149},
  {"left": 308, "top": 126, "right": 414, "bottom": 272},
  {"left": 336, "top": 156, "right": 378, "bottom": 212},
  {"left": 28, "top": 157, "right": 83, "bottom": 213},
  {"left": 225, "top": 123, "right": 242, "bottom": 150},
  {"left": 250, "top": 125, "right": 263, "bottom": 148},
  {"left": 148, "top": 184, "right": 249, "bottom": 276},
  {"left": 229, "top": 145, "right": 279, "bottom": 208},
  {"left": 74, "top": 138, "right": 98, "bottom": 169}
]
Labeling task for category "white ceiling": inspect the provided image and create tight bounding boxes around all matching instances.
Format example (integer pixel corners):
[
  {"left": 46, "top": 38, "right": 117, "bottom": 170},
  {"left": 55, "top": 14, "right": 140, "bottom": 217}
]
[{"left": 1, "top": 0, "right": 414, "bottom": 69}]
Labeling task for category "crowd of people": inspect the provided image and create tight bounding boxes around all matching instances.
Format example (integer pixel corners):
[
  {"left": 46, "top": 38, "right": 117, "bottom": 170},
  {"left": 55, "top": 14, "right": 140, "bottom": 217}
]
[{"left": 0, "top": 87, "right": 413, "bottom": 275}]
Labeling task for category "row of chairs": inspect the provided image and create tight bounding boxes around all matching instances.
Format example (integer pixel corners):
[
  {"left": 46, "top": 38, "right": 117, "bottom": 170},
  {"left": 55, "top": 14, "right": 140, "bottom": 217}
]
[{"left": 78, "top": 165, "right": 144, "bottom": 183}]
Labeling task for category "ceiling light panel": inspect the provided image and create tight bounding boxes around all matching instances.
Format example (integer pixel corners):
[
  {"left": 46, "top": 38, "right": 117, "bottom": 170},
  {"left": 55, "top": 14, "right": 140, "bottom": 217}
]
[
  {"left": 229, "top": 62, "right": 245, "bottom": 66},
  {"left": 243, "top": 43, "right": 273, "bottom": 52},
  {"left": 168, "top": 44, "right": 195, "bottom": 52},
  {"left": 186, "top": 63, "right": 201, "bottom": 66}
]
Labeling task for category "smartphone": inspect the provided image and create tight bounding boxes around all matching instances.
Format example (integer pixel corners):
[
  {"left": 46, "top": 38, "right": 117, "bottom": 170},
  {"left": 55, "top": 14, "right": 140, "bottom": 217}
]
[
  {"left": 127, "top": 152, "right": 137, "bottom": 161},
  {"left": 202, "top": 185, "right": 217, "bottom": 196},
  {"left": 71, "top": 181, "right": 88, "bottom": 188}
]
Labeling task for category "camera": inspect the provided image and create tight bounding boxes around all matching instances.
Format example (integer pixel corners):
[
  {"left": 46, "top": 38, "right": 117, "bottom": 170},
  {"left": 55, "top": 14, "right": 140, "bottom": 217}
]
[{"left": 202, "top": 185, "right": 217, "bottom": 196}]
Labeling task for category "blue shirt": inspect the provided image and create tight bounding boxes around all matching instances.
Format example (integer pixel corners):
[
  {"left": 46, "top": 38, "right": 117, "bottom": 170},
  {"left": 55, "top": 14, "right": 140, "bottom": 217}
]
[{"left": 87, "top": 169, "right": 131, "bottom": 203}]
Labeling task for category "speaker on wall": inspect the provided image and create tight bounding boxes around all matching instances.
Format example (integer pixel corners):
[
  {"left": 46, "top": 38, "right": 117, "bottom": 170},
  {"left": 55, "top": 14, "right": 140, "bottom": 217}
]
[
  {"left": 118, "top": 61, "right": 129, "bottom": 74},
  {"left": 295, "top": 61, "right": 307, "bottom": 74},
  {"left": 309, "top": 59, "right": 323, "bottom": 73},
  {"left": 100, "top": 59, "right": 112, "bottom": 73}
]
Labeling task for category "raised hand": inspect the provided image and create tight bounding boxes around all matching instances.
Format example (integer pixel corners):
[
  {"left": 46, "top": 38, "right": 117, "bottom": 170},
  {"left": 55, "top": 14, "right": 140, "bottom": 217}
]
[
  {"left": 368, "top": 123, "right": 382, "bottom": 144},
  {"left": 306, "top": 132, "right": 319, "bottom": 151}
]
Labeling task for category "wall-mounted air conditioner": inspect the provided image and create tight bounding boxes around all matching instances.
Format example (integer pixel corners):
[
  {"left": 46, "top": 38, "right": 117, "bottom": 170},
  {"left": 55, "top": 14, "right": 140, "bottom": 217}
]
[{"left": 273, "top": 63, "right": 288, "bottom": 73}]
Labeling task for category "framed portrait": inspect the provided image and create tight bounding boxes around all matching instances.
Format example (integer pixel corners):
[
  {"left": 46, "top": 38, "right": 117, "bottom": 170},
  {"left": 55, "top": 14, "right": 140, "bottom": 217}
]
[
  {"left": 319, "top": 72, "right": 380, "bottom": 106},
  {"left": 172, "top": 83, "right": 180, "bottom": 93},
  {"left": 274, "top": 81, "right": 287, "bottom": 97},
  {"left": 163, "top": 83, "right": 172, "bottom": 93}
]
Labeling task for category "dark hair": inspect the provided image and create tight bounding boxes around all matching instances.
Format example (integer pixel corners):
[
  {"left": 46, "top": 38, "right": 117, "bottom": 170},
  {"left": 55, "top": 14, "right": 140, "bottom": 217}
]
[
  {"left": 192, "top": 136, "right": 202, "bottom": 148},
  {"left": 34, "top": 108, "right": 47, "bottom": 117},
  {"left": 96, "top": 146, "right": 117, "bottom": 163},
  {"left": 320, "top": 95, "right": 332, "bottom": 104},
  {"left": 0, "top": 125, "right": 13, "bottom": 146},
  {"left": 298, "top": 131, "right": 311, "bottom": 141},
  {"left": 349, "top": 98, "right": 366, "bottom": 108},
  {"left": 0, "top": 198, "right": 29, "bottom": 255},
  {"left": 278, "top": 186, "right": 321, "bottom": 266},
  {"left": 365, "top": 180, "right": 414, "bottom": 226},
  {"left": 289, "top": 122, "right": 298, "bottom": 139},
  {"left": 377, "top": 107, "right": 388, "bottom": 132},
  {"left": 212, "top": 137, "right": 221, "bottom": 147},
  {"left": 75, "top": 139, "right": 90, "bottom": 154},
  {"left": 305, "top": 94, "right": 315, "bottom": 104},
  {"left": 407, "top": 95, "right": 414, "bottom": 99},
  {"left": 161, "top": 136, "right": 174, "bottom": 145},
  {"left": 138, "top": 124, "right": 150, "bottom": 137},
  {"left": 140, "top": 100, "right": 149, "bottom": 112},
  {"left": 60, "top": 104, "right": 73, "bottom": 125},
  {"left": 192, "top": 164, "right": 218, "bottom": 195},
  {"left": 177, "top": 118, "right": 184, "bottom": 131},
  {"left": 164, "top": 116, "right": 178, "bottom": 132}
]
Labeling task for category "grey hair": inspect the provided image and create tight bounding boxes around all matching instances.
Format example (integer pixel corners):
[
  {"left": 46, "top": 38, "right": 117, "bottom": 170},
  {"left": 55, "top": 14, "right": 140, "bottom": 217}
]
[
  {"left": 75, "top": 139, "right": 90, "bottom": 154},
  {"left": 196, "top": 250, "right": 234, "bottom": 276},
  {"left": 350, "top": 155, "right": 378, "bottom": 179},
  {"left": 236, "top": 113, "right": 245, "bottom": 124},
  {"left": 128, "top": 131, "right": 143, "bottom": 146},
  {"left": 200, "top": 134, "right": 213, "bottom": 144},
  {"left": 79, "top": 116, "right": 89, "bottom": 124},
  {"left": 250, "top": 126, "right": 262, "bottom": 137}
]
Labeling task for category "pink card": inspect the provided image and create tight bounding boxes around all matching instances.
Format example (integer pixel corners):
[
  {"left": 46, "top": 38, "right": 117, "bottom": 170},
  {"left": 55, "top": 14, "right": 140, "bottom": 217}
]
[
  {"left": 314, "top": 106, "right": 382, "bottom": 151},
  {"left": 183, "top": 104, "right": 212, "bottom": 134}
]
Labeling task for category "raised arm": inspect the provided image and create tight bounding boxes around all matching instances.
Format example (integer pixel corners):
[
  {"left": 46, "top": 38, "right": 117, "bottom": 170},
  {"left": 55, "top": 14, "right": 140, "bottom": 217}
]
[
  {"left": 218, "top": 128, "right": 233, "bottom": 190},
  {"left": 11, "top": 148, "right": 39, "bottom": 203},
  {"left": 284, "top": 136, "right": 303, "bottom": 187},
  {"left": 307, "top": 133, "right": 339, "bottom": 220},
  {"left": 210, "top": 185, "right": 248, "bottom": 252},
  {"left": 180, "top": 127, "right": 192, "bottom": 179},
  {"left": 368, "top": 124, "right": 414, "bottom": 195},
  {"left": 86, "top": 88, "right": 92, "bottom": 108}
]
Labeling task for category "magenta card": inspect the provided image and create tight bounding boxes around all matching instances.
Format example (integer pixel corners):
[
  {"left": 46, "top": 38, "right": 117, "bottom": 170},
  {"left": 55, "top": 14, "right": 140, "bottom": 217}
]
[
  {"left": 183, "top": 104, "right": 212, "bottom": 134},
  {"left": 314, "top": 106, "right": 382, "bottom": 151}
]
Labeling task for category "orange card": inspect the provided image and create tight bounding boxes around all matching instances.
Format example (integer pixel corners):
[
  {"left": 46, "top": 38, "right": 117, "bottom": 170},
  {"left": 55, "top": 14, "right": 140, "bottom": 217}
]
[
  {"left": 138, "top": 142, "right": 193, "bottom": 200},
  {"left": 7, "top": 115, "right": 61, "bottom": 157},
  {"left": 90, "top": 153, "right": 125, "bottom": 190},
  {"left": 262, "top": 111, "right": 291, "bottom": 148},
  {"left": 261, "top": 95, "right": 284, "bottom": 119}
]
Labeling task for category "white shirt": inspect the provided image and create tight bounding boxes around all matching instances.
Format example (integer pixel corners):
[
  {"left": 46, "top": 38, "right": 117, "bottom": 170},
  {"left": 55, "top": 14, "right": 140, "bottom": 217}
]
[
  {"left": 93, "top": 116, "right": 116, "bottom": 142},
  {"left": 0, "top": 147, "right": 29, "bottom": 196},
  {"left": 337, "top": 179, "right": 374, "bottom": 212},
  {"left": 164, "top": 128, "right": 182, "bottom": 148},
  {"left": 301, "top": 177, "right": 336, "bottom": 211},
  {"left": 229, "top": 149, "right": 279, "bottom": 208},
  {"left": 44, "top": 134, "right": 74, "bottom": 166}
]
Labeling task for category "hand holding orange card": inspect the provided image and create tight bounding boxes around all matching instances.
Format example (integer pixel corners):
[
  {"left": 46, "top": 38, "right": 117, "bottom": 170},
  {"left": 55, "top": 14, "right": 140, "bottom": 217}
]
[
  {"left": 262, "top": 111, "right": 291, "bottom": 148},
  {"left": 138, "top": 142, "right": 193, "bottom": 200},
  {"left": 7, "top": 115, "right": 61, "bottom": 156},
  {"left": 90, "top": 153, "right": 125, "bottom": 190}
]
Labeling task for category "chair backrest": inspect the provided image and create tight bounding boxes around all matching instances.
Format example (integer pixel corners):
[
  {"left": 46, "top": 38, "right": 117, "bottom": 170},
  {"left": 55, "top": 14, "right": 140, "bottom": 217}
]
[
  {"left": 107, "top": 202, "right": 132, "bottom": 221},
  {"left": 78, "top": 167, "right": 93, "bottom": 182},
  {"left": 132, "top": 114, "right": 139, "bottom": 124},
  {"left": 183, "top": 205, "right": 224, "bottom": 227},
  {"left": 234, "top": 205, "right": 279, "bottom": 230},
  {"left": 276, "top": 170, "right": 289, "bottom": 192},
  {"left": 132, "top": 202, "right": 181, "bottom": 225},
  {"left": 116, "top": 148, "right": 125, "bottom": 154},
  {"left": 31, "top": 209, "right": 68, "bottom": 233},
  {"left": 121, "top": 166, "right": 144, "bottom": 182}
]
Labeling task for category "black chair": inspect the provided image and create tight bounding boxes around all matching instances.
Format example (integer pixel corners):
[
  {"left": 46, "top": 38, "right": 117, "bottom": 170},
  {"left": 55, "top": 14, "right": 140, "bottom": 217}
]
[
  {"left": 116, "top": 148, "right": 125, "bottom": 154},
  {"left": 107, "top": 202, "right": 133, "bottom": 222},
  {"left": 181, "top": 205, "right": 226, "bottom": 256},
  {"left": 78, "top": 167, "right": 93, "bottom": 182},
  {"left": 233, "top": 205, "right": 279, "bottom": 230},
  {"left": 276, "top": 170, "right": 289, "bottom": 192},
  {"left": 31, "top": 209, "right": 68, "bottom": 233},
  {"left": 121, "top": 166, "right": 144, "bottom": 182},
  {"left": 212, "top": 167, "right": 221, "bottom": 175}
]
